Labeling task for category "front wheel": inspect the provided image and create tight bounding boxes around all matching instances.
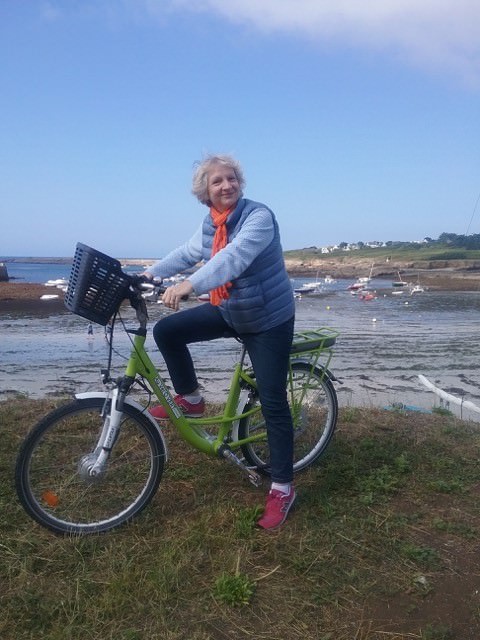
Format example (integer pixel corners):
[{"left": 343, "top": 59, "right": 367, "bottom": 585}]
[
  {"left": 238, "top": 361, "right": 338, "bottom": 475},
  {"left": 15, "top": 397, "right": 166, "bottom": 535}
]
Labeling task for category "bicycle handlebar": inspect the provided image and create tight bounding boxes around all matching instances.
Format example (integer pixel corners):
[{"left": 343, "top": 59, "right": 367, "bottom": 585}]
[
  {"left": 125, "top": 274, "right": 166, "bottom": 300},
  {"left": 126, "top": 273, "right": 165, "bottom": 291}
]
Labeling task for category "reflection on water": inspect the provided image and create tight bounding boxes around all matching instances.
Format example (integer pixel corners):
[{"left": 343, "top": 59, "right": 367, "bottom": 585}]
[{"left": 1, "top": 278, "right": 480, "bottom": 421}]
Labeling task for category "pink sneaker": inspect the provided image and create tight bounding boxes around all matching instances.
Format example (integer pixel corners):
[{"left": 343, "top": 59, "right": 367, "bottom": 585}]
[
  {"left": 149, "top": 395, "right": 205, "bottom": 419},
  {"left": 257, "top": 487, "right": 296, "bottom": 530}
]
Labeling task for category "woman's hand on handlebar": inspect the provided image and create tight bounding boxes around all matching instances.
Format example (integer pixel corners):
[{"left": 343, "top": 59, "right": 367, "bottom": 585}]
[
  {"left": 133, "top": 272, "right": 164, "bottom": 293},
  {"left": 162, "top": 279, "right": 194, "bottom": 311}
]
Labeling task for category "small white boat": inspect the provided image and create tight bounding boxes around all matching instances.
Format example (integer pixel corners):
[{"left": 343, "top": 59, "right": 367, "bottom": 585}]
[
  {"left": 294, "top": 282, "right": 320, "bottom": 294},
  {"left": 45, "top": 278, "right": 68, "bottom": 287},
  {"left": 353, "top": 263, "right": 374, "bottom": 287},
  {"left": 347, "top": 281, "right": 366, "bottom": 292},
  {"left": 410, "top": 284, "right": 425, "bottom": 295},
  {"left": 324, "top": 275, "right": 336, "bottom": 284},
  {"left": 40, "top": 294, "right": 59, "bottom": 300},
  {"left": 294, "top": 269, "right": 326, "bottom": 295},
  {"left": 45, "top": 278, "right": 68, "bottom": 292},
  {"left": 294, "top": 282, "right": 325, "bottom": 296}
]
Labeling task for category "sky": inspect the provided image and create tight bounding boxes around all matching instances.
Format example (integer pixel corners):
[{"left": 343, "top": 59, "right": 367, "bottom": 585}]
[{"left": 1, "top": 0, "right": 480, "bottom": 258}]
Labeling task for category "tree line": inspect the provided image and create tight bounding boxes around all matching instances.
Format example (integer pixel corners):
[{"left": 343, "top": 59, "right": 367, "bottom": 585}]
[{"left": 434, "top": 232, "right": 480, "bottom": 249}]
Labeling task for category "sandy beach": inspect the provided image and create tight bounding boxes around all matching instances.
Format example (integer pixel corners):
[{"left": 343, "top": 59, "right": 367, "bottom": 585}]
[{"left": 0, "top": 282, "right": 67, "bottom": 315}]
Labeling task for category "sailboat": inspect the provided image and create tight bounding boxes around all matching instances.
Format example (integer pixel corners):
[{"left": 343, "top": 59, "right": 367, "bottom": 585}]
[
  {"left": 294, "top": 271, "right": 325, "bottom": 295},
  {"left": 392, "top": 271, "right": 408, "bottom": 288},
  {"left": 358, "top": 263, "right": 374, "bottom": 283},
  {"left": 347, "top": 263, "right": 374, "bottom": 291},
  {"left": 410, "top": 275, "right": 425, "bottom": 295}
]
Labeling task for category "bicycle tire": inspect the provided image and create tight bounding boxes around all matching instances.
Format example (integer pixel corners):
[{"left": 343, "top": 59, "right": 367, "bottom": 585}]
[
  {"left": 238, "top": 361, "right": 338, "bottom": 475},
  {"left": 15, "top": 397, "right": 165, "bottom": 535}
]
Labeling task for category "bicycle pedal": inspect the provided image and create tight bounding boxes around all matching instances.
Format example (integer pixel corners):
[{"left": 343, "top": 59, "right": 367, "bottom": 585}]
[
  {"left": 245, "top": 469, "right": 262, "bottom": 488},
  {"left": 220, "top": 446, "right": 262, "bottom": 487}
]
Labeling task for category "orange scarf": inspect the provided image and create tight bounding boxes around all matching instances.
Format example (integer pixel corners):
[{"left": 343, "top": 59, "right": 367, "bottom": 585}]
[{"left": 209, "top": 206, "right": 233, "bottom": 306}]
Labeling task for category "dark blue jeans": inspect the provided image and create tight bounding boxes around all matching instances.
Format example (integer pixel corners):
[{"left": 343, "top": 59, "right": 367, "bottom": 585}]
[{"left": 152, "top": 304, "right": 295, "bottom": 483}]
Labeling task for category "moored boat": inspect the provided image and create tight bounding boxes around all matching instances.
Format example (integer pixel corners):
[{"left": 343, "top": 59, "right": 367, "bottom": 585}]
[
  {"left": 347, "top": 281, "right": 367, "bottom": 292},
  {"left": 410, "top": 284, "right": 425, "bottom": 295},
  {"left": 40, "top": 294, "right": 60, "bottom": 300},
  {"left": 359, "top": 290, "right": 377, "bottom": 301},
  {"left": 348, "top": 263, "right": 374, "bottom": 291},
  {"left": 294, "top": 280, "right": 325, "bottom": 295},
  {"left": 392, "top": 271, "right": 408, "bottom": 288}
]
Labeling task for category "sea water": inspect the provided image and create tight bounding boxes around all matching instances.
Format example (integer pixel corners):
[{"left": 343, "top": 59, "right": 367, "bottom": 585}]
[
  {"left": 3, "top": 262, "right": 73, "bottom": 283},
  {"left": 1, "top": 276, "right": 480, "bottom": 421},
  {"left": 3, "top": 261, "right": 141, "bottom": 283}
]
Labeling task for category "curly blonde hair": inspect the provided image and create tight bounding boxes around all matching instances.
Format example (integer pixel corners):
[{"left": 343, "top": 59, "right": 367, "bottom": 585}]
[{"left": 191, "top": 154, "right": 246, "bottom": 205}]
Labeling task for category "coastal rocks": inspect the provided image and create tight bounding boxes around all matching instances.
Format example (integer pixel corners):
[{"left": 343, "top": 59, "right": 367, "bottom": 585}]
[
  {"left": 284, "top": 256, "right": 480, "bottom": 286},
  {"left": 0, "top": 263, "right": 8, "bottom": 282}
]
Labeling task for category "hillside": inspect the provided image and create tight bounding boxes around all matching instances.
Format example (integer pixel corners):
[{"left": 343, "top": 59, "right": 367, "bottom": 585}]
[{"left": 283, "top": 246, "right": 480, "bottom": 290}]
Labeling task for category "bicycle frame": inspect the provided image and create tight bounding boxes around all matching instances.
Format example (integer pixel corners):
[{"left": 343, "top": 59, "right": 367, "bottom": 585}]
[
  {"left": 86, "top": 325, "right": 337, "bottom": 484},
  {"left": 125, "top": 331, "right": 262, "bottom": 456}
]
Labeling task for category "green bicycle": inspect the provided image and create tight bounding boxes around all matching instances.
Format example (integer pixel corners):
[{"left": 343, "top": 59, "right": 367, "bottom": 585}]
[{"left": 15, "top": 243, "right": 339, "bottom": 535}]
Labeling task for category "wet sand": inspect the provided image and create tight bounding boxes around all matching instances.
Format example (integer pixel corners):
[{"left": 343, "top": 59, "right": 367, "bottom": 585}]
[
  {"left": 0, "top": 282, "right": 67, "bottom": 315},
  {"left": 2, "top": 278, "right": 480, "bottom": 422}
]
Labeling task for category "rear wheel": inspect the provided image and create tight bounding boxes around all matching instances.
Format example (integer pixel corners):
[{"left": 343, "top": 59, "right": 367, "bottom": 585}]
[
  {"left": 15, "top": 397, "right": 165, "bottom": 535},
  {"left": 238, "top": 361, "right": 338, "bottom": 475}
]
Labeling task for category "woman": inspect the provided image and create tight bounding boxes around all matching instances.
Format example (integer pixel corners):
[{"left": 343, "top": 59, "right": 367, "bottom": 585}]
[{"left": 144, "top": 154, "right": 296, "bottom": 530}]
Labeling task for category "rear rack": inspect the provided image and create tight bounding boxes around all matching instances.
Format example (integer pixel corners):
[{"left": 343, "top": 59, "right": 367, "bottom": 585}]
[{"left": 290, "top": 328, "right": 338, "bottom": 355}]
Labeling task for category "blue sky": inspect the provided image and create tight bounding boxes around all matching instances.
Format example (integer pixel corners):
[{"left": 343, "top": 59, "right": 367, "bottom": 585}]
[{"left": 1, "top": 1, "right": 479, "bottom": 258}]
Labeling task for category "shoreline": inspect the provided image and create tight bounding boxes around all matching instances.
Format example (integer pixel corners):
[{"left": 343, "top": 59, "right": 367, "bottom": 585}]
[
  {"left": 0, "top": 283, "right": 68, "bottom": 315},
  {"left": 2, "top": 280, "right": 480, "bottom": 423},
  {"left": 1, "top": 266, "right": 479, "bottom": 316},
  {"left": 0, "top": 265, "right": 480, "bottom": 315}
]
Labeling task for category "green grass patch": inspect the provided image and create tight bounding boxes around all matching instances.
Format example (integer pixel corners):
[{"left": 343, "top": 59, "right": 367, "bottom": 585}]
[
  {"left": 2, "top": 399, "right": 480, "bottom": 639},
  {"left": 284, "top": 244, "right": 480, "bottom": 263}
]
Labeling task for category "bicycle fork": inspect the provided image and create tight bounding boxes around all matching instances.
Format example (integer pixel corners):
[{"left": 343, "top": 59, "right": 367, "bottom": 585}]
[{"left": 80, "top": 388, "right": 124, "bottom": 480}]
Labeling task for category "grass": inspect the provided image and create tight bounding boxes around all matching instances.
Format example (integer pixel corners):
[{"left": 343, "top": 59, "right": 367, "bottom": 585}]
[
  {"left": 2, "top": 398, "right": 480, "bottom": 639},
  {"left": 284, "top": 244, "right": 480, "bottom": 263}
]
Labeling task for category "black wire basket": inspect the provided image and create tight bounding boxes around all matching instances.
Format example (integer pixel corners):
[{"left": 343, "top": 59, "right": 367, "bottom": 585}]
[{"left": 64, "top": 243, "right": 131, "bottom": 325}]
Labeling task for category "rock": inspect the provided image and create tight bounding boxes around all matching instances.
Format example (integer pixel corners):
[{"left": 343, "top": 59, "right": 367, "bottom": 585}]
[{"left": 0, "top": 263, "right": 8, "bottom": 282}]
